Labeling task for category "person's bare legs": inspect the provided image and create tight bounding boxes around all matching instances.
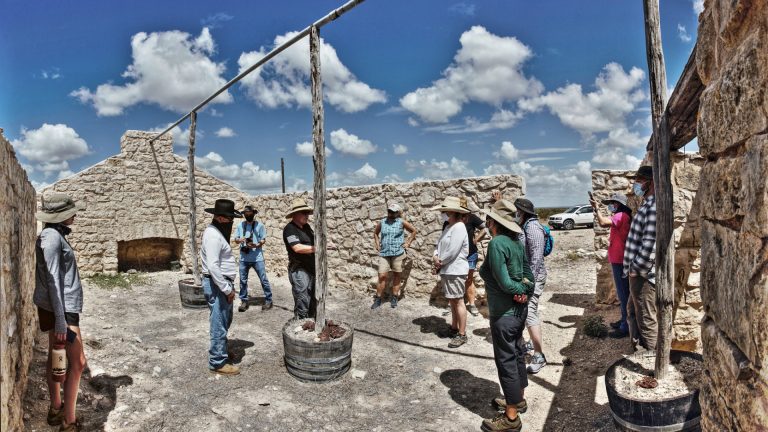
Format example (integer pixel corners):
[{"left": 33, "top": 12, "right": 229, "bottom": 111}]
[
  {"left": 527, "top": 325, "right": 543, "bottom": 354},
  {"left": 376, "top": 273, "right": 388, "bottom": 297},
  {"left": 392, "top": 272, "right": 402, "bottom": 297},
  {"left": 449, "top": 299, "right": 467, "bottom": 335},
  {"left": 63, "top": 326, "right": 87, "bottom": 425},
  {"left": 465, "top": 269, "right": 476, "bottom": 306},
  {"left": 46, "top": 332, "right": 63, "bottom": 410}
]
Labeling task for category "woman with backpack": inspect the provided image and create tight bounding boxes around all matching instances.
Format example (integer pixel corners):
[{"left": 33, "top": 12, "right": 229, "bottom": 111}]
[{"left": 590, "top": 192, "right": 632, "bottom": 338}]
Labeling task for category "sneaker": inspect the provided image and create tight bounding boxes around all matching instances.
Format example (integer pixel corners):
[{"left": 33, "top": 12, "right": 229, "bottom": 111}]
[
  {"left": 524, "top": 340, "right": 534, "bottom": 355},
  {"left": 448, "top": 334, "right": 468, "bottom": 348},
  {"left": 262, "top": 302, "right": 273, "bottom": 311},
  {"left": 467, "top": 304, "right": 480, "bottom": 316},
  {"left": 47, "top": 403, "right": 64, "bottom": 426},
  {"left": 371, "top": 296, "right": 382, "bottom": 310},
  {"left": 481, "top": 413, "right": 522, "bottom": 432},
  {"left": 609, "top": 329, "right": 629, "bottom": 339},
  {"left": 390, "top": 296, "right": 398, "bottom": 308},
  {"left": 210, "top": 364, "right": 240, "bottom": 375},
  {"left": 59, "top": 418, "right": 81, "bottom": 432},
  {"left": 438, "top": 327, "right": 459, "bottom": 338},
  {"left": 491, "top": 397, "right": 528, "bottom": 413},
  {"left": 610, "top": 320, "right": 622, "bottom": 329},
  {"left": 238, "top": 302, "right": 249, "bottom": 312},
  {"left": 526, "top": 353, "right": 547, "bottom": 374}
]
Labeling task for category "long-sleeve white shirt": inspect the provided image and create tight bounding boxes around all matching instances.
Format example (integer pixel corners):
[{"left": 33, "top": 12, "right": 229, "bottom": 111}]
[
  {"left": 435, "top": 221, "right": 469, "bottom": 275},
  {"left": 200, "top": 225, "right": 237, "bottom": 294}
]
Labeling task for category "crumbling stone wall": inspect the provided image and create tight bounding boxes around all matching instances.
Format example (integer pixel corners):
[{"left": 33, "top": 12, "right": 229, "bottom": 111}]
[
  {"left": 591, "top": 152, "right": 704, "bottom": 351},
  {"left": 696, "top": 0, "right": 768, "bottom": 429},
  {"left": 0, "top": 130, "right": 37, "bottom": 432}
]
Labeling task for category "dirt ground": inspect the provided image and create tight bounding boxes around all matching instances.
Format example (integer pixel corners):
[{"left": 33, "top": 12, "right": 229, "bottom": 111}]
[{"left": 24, "top": 228, "right": 634, "bottom": 432}]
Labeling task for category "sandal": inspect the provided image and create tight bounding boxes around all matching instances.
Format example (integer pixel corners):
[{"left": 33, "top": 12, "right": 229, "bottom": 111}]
[
  {"left": 47, "top": 402, "right": 64, "bottom": 426},
  {"left": 60, "top": 417, "right": 81, "bottom": 432}
]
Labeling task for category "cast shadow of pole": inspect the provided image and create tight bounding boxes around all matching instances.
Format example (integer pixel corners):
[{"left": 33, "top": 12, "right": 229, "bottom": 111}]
[{"left": 439, "top": 369, "right": 500, "bottom": 419}]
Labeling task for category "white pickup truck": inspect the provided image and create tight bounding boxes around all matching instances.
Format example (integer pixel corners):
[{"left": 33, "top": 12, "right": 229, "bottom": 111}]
[{"left": 547, "top": 204, "right": 594, "bottom": 230}]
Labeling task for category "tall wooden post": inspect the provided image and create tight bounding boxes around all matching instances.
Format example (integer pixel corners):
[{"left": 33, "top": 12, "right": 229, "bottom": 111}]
[
  {"left": 281, "top": 158, "right": 286, "bottom": 193},
  {"left": 310, "top": 25, "right": 328, "bottom": 332},
  {"left": 187, "top": 111, "right": 202, "bottom": 286},
  {"left": 642, "top": 0, "right": 674, "bottom": 380}
]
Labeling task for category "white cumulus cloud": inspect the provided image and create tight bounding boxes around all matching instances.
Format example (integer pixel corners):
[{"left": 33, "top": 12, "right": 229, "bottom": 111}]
[
  {"left": 196, "top": 151, "right": 282, "bottom": 193},
  {"left": 392, "top": 144, "right": 408, "bottom": 155},
  {"left": 406, "top": 157, "right": 476, "bottom": 181},
  {"left": 327, "top": 162, "right": 379, "bottom": 187},
  {"left": 215, "top": 127, "right": 236, "bottom": 138},
  {"left": 329, "top": 129, "right": 377, "bottom": 157},
  {"left": 295, "top": 141, "right": 332, "bottom": 157},
  {"left": 238, "top": 31, "right": 386, "bottom": 113},
  {"left": 11, "top": 124, "right": 90, "bottom": 178},
  {"left": 677, "top": 24, "right": 692, "bottom": 43},
  {"left": 693, "top": 0, "right": 704, "bottom": 14},
  {"left": 484, "top": 160, "right": 593, "bottom": 207},
  {"left": 400, "top": 26, "right": 542, "bottom": 124},
  {"left": 498, "top": 141, "right": 519, "bottom": 161},
  {"left": 71, "top": 28, "right": 232, "bottom": 116}
]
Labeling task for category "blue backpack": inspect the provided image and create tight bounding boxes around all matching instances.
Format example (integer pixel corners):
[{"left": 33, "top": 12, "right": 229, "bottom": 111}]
[{"left": 525, "top": 219, "right": 554, "bottom": 257}]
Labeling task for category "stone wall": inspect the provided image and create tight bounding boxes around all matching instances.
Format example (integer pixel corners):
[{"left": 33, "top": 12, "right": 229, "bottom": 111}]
[
  {"left": 42, "top": 130, "right": 524, "bottom": 297},
  {"left": 695, "top": 0, "right": 768, "bottom": 429},
  {"left": 0, "top": 130, "right": 38, "bottom": 432},
  {"left": 591, "top": 152, "right": 705, "bottom": 351}
]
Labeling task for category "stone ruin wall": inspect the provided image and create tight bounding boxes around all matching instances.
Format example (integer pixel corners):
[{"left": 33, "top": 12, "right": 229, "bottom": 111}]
[
  {"left": 591, "top": 153, "right": 705, "bottom": 352},
  {"left": 0, "top": 130, "right": 38, "bottom": 432},
  {"left": 695, "top": 0, "right": 768, "bottom": 429},
  {"left": 42, "top": 130, "right": 525, "bottom": 298}
]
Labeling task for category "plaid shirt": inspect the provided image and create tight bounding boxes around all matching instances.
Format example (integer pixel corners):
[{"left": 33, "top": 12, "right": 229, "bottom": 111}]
[
  {"left": 519, "top": 218, "right": 547, "bottom": 282},
  {"left": 623, "top": 195, "right": 656, "bottom": 284}
]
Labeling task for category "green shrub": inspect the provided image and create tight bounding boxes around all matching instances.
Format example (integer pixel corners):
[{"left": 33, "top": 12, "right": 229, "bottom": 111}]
[
  {"left": 583, "top": 315, "right": 609, "bottom": 338},
  {"left": 88, "top": 273, "right": 145, "bottom": 289}
]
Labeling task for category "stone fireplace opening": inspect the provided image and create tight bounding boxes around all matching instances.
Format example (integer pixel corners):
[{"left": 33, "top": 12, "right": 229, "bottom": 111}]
[{"left": 118, "top": 237, "right": 183, "bottom": 272}]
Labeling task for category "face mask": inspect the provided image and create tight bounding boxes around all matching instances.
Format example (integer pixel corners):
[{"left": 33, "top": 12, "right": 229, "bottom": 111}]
[
  {"left": 633, "top": 182, "right": 645, "bottom": 198},
  {"left": 514, "top": 215, "right": 522, "bottom": 225},
  {"left": 608, "top": 204, "right": 618, "bottom": 213},
  {"left": 441, "top": 213, "right": 449, "bottom": 223},
  {"left": 212, "top": 219, "right": 234, "bottom": 241},
  {"left": 244, "top": 214, "right": 255, "bottom": 222}
]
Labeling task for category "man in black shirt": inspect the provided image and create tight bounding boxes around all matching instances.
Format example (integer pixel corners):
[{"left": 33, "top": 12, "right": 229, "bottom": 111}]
[{"left": 283, "top": 198, "right": 317, "bottom": 319}]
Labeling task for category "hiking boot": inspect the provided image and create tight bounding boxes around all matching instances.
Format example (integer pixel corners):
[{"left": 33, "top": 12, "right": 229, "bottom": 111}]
[
  {"left": 438, "top": 327, "right": 459, "bottom": 338},
  {"left": 481, "top": 413, "right": 522, "bottom": 432},
  {"left": 371, "top": 296, "right": 382, "bottom": 309},
  {"left": 210, "top": 364, "right": 240, "bottom": 376},
  {"left": 524, "top": 340, "right": 534, "bottom": 355},
  {"left": 390, "top": 296, "right": 398, "bottom": 308},
  {"left": 467, "top": 304, "right": 480, "bottom": 316},
  {"left": 59, "top": 418, "right": 81, "bottom": 432},
  {"left": 47, "top": 403, "right": 64, "bottom": 426},
  {"left": 609, "top": 329, "right": 629, "bottom": 339},
  {"left": 448, "top": 334, "right": 468, "bottom": 348},
  {"left": 238, "top": 301, "right": 249, "bottom": 312},
  {"left": 262, "top": 302, "right": 273, "bottom": 311},
  {"left": 491, "top": 397, "right": 528, "bottom": 413},
  {"left": 610, "top": 320, "right": 622, "bottom": 329},
  {"left": 527, "top": 353, "right": 547, "bottom": 374}
]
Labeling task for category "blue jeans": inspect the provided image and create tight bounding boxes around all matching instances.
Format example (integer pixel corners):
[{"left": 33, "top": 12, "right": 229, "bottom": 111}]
[
  {"left": 611, "top": 263, "right": 630, "bottom": 333},
  {"left": 239, "top": 260, "right": 272, "bottom": 303},
  {"left": 289, "top": 268, "right": 315, "bottom": 319},
  {"left": 202, "top": 277, "right": 233, "bottom": 370}
]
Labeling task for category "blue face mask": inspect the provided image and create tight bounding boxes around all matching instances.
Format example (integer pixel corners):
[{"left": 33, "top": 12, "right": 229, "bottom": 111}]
[
  {"left": 633, "top": 182, "right": 645, "bottom": 198},
  {"left": 607, "top": 204, "right": 618, "bottom": 213}
]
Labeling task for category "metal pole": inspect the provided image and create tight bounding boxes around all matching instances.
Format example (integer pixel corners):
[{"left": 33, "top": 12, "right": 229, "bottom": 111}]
[
  {"left": 149, "top": 0, "right": 366, "bottom": 143},
  {"left": 187, "top": 111, "right": 202, "bottom": 286},
  {"left": 281, "top": 158, "right": 286, "bottom": 193}
]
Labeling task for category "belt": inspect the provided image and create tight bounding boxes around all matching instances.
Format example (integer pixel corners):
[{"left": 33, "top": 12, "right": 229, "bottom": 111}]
[{"left": 202, "top": 274, "right": 234, "bottom": 282}]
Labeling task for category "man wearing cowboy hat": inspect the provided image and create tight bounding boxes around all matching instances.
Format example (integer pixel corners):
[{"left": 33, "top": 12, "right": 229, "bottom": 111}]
[
  {"left": 201, "top": 199, "right": 241, "bottom": 375},
  {"left": 234, "top": 205, "right": 273, "bottom": 312},
  {"left": 282, "top": 198, "right": 318, "bottom": 319},
  {"left": 513, "top": 197, "right": 549, "bottom": 374}
]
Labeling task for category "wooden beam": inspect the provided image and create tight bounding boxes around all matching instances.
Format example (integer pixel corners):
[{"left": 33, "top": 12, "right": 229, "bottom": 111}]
[
  {"left": 310, "top": 25, "right": 328, "bottom": 333},
  {"left": 643, "top": 0, "right": 674, "bottom": 380},
  {"left": 187, "top": 111, "right": 201, "bottom": 286}
]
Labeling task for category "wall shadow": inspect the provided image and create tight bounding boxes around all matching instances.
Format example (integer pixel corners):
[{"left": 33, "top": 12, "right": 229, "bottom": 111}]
[{"left": 439, "top": 369, "right": 500, "bottom": 419}]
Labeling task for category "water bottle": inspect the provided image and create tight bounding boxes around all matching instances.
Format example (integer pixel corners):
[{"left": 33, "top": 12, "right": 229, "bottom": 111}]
[{"left": 52, "top": 342, "right": 67, "bottom": 382}]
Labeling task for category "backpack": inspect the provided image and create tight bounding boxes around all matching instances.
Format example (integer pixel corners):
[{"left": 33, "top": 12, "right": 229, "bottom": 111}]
[{"left": 524, "top": 219, "right": 554, "bottom": 257}]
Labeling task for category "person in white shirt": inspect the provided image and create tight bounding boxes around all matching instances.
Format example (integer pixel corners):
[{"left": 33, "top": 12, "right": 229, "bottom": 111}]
[
  {"left": 200, "top": 199, "right": 241, "bottom": 375},
  {"left": 432, "top": 196, "right": 470, "bottom": 348}
]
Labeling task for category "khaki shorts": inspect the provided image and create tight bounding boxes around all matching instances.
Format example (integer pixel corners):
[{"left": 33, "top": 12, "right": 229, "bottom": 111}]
[
  {"left": 441, "top": 275, "right": 467, "bottom": 299},
  {"left": 378, "top": 253, "right": 406, "bottom": 273}
]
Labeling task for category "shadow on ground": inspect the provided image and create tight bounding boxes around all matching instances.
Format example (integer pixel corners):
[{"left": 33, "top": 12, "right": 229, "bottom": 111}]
[{"left": 440, "top": 369, "right": 499, "bottom": 420}]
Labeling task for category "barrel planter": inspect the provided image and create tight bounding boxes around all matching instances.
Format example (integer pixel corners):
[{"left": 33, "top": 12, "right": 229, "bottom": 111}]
[
  {"left": 282, "top": 319, "right": 353, "bottom": 383},
  {"left": 606, "top": 350, "right": 703, "bottom": 432},
  {"left": 178, "top": 278, "right": 207, "bottom": 309}
]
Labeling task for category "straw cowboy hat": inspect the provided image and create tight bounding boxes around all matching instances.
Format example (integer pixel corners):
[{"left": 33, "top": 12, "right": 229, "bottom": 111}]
[
  {"left": 204, "top": 199, "right": 242, "bottom": 218},
  {"left": 285, "top": 198, "right": 313, "bottom": 218},
  {"left": 36, "top": 193, "right": 82, "bottom": 224},
  {"left": 601, "top": 193, "right": 628, "bottom": 207},
  {"left": 484, "top": 199, "right": 523, "bottom": 234},
  {"left": 431, "top": 196, "right": 470, "bottom": 214}
]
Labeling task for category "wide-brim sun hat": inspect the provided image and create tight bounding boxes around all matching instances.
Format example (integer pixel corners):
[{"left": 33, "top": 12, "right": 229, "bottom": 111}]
[
  {"left": 431, "top": 196, "right": 470, "bottom": 214},
  {"left": 36, "top": 193, "right": 82, "bottom": 224},
  {"left": 204, "top": 199, "right": 243, "bottom": 218},
  {"left": 630, "top": 165, "right": 653, "bottom": 180},
  {"left": 285, "top": 198, "right": 313, "bottom": 218},
  {"left": 601, "top": 193, "right": 628, "bottom": 207},
  {"left": 483, "top": 199, "right": 522, "bottom": 234},
  {"left": 513, "top": 198, "right": 536, "bottom": 216}
]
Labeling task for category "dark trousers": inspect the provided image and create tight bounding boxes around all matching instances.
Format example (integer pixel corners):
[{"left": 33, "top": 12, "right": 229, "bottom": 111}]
[
  {"left": 289, "top": 268, "right": 316, "bottom": 319},
  {"left": 490, "top": 313, "right": 528, "bottom": 405}
]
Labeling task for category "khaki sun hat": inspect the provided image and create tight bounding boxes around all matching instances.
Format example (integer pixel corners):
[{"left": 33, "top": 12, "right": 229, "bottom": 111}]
[
  {"left": 601, "top": 193, "right": 628, "bottom": 207},
  {"left": 285, "top": 198, "right": 313, "bottom": 218},
  {"left": 431, "top": 196, "right": 470, "bottom": 214},
  {"left": 36, "top": 193, "right": 82, "bottom": 224},
  {"left": 484, "top": 199, "right": 523, "bottom": 234}
]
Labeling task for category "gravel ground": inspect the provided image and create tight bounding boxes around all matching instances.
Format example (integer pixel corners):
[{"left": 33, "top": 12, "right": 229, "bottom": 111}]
[{"left": 24, "top": 227, "right": 632, "bottom": 431}]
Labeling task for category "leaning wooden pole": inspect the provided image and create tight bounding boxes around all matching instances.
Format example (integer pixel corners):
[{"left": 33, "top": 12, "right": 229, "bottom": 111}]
[
  {"left": 642, "top": 0, "right": 674, "bottom": 380},
  {"left": 187, "top": 111, "right": 202, "bottom": 286},
  {"left": 310, "top": 25, "right": 328, "bottom": 333}
]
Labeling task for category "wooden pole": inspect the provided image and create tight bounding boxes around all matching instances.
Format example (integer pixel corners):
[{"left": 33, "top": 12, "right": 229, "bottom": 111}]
[
  {"left": 642, "top": 0, "right": 674, "bottom": 380},
  {"left": 281, "top": 158, "right": 286, "bottom": 193},
  {"left": 310, "top": 25, "right": 328, "bottom": 332},
  {"left": 187, "top": 111, "right": 201, "bottom": 286}
]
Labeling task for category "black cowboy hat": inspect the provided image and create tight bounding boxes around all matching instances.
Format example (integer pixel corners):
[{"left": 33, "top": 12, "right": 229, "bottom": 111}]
[
  {"left": 513, "top": 198, "right": 536, "bottom": 216},
  {"left": 205, "top": 199, "right": 242, "bottom": 218},
  {"left": 631, "top": 165, "right": 653, "bottom": 180}
]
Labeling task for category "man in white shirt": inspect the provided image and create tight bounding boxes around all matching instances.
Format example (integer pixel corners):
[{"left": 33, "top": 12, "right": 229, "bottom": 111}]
[{"left": 201, "top": 199, "right": 241, "bottom": 375}]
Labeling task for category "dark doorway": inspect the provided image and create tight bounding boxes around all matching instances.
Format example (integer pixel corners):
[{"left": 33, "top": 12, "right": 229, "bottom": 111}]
[{"left": 117, "top": 237, "right": 183, "bottom": 272}]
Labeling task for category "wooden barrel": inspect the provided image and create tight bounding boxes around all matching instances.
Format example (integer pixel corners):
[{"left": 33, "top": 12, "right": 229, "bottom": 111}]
[
  {"left": 178, "top": 278, "right": 207, "bottom": 309},
  {"left": 606, "top": 350, "right": 702, "bottom": 432},
  {"left": 282, "top": 319, "right": 353, "bottom": 383}
]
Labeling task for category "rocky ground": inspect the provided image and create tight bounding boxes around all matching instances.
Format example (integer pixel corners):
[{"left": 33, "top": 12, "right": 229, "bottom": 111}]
[{"left": 24, "top": 228, "right": 634, "bottom": 432}]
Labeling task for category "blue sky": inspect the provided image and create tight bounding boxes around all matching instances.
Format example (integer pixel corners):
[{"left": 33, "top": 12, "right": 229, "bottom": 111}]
[{"left": 1, "top": 0, "right": 703, "bottom": 206}]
